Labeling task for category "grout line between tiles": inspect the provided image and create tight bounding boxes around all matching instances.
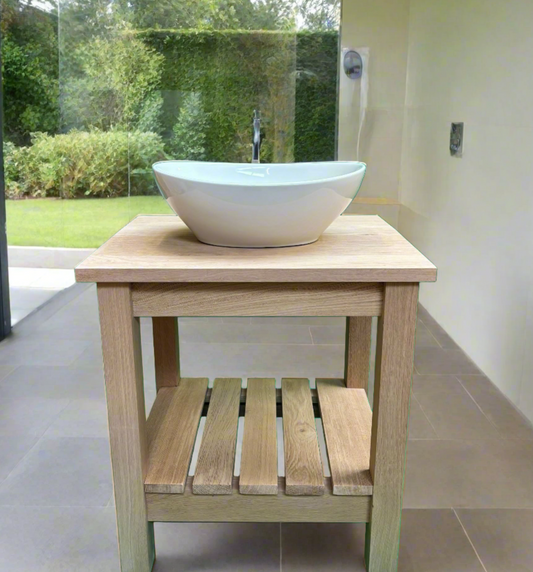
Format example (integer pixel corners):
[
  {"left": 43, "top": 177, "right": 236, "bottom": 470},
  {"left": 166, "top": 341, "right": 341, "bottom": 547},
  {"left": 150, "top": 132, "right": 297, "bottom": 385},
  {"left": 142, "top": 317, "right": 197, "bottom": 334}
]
[
  {"left": 0, "top": 398, "right": 74, "bottom": 484},
  {"left": 410, "top": 392, "right": 439, "bottom": 437},
  {"left": 455, "top": 375, "right": 504, "bottom": 437},
  {"left": 424, "top": 324, "right": 443, "bottom": 348},
  {"left": 453, "top": 509, "right": 489, "bottom": 572}
]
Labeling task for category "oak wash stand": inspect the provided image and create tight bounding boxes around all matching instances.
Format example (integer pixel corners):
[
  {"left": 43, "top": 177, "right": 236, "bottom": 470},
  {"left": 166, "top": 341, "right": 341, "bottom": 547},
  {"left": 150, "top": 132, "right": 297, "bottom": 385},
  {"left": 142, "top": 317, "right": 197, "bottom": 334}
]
[{"left": 75, "top": 214, "right": 437, "bottom": 572}]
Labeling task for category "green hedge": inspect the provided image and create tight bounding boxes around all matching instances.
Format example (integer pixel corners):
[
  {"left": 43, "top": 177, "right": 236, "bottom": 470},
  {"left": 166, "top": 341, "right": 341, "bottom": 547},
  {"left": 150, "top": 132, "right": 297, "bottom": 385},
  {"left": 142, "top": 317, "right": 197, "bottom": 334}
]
[
  {"left": 138, "top": 29, "right": 338, "bottom": 163},
  {"left": 4, "top": 130, "right": 165, "bottom": 199}
]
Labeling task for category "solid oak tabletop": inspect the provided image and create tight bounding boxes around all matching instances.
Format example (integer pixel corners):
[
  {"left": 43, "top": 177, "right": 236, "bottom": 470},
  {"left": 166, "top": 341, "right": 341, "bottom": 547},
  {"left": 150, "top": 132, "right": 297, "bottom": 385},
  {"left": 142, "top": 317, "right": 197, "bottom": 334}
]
[{"left": 75, "top": 215, "right": 437, "bottom": 283}]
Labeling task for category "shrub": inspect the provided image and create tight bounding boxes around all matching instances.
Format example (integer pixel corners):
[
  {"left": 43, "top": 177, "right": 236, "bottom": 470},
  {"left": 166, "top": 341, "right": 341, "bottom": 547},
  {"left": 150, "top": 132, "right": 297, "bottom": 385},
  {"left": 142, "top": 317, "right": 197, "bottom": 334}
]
[
  {"left": 4, "top": 130, "right": 166, "bottom": 199},
  {"left": 170, "top": 92, "right": 209, "bottom": 160}
]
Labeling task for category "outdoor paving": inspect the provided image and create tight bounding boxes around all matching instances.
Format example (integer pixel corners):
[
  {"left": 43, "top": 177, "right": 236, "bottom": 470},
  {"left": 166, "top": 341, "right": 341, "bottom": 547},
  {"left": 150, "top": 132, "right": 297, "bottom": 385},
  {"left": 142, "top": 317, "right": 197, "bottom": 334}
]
[
  {"left": 8, "top": 267, "right": 75, "bottom": 325},
  {"left": 0, "top": 284, "right": 533, "bottom": 571}
]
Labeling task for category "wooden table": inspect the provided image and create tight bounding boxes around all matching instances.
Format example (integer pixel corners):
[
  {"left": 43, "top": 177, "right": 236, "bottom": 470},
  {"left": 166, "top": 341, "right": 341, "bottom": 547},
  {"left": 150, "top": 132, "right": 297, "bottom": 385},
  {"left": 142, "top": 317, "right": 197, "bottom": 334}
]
[{"left": 76, "top": 214, "right": 437, "bottom": 572}]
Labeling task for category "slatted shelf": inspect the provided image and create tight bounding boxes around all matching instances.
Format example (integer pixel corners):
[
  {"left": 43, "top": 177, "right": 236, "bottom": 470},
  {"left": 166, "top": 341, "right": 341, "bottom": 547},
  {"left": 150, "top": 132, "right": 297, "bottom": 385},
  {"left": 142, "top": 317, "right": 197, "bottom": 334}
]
[
  {"left": 145, "top": 378, "right": 208, "bottom": 493},
  {"left": 144, "top": 376, "right": 373, "bottom": 501},
  {"left": 282, "top": 378, "right": 325, "bottom": 496},
  {"left": 317, "top": 379, "right": 373, "bottom": 495},
  {"left": 193, "top": 378, "right": 242, "bottom": 494},
  {"left": 239, "top": 378, "right": 278, "bottom": 495}
]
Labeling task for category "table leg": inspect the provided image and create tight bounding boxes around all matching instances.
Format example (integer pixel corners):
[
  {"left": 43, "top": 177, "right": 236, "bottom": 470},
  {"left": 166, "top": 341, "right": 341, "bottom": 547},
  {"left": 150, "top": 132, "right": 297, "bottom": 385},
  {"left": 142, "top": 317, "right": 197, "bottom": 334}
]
[
  {"left": 152, "top": 317, "right": 180, "bottom": 391},
  {"left": 98, "top": 284, "right": 155, "bottom": 572},
  {"left": 345, "top": 316, "right": 373, "bottom": 391},
  {"left": 365, "top": 283, "right": 418, "bottom": 572}
]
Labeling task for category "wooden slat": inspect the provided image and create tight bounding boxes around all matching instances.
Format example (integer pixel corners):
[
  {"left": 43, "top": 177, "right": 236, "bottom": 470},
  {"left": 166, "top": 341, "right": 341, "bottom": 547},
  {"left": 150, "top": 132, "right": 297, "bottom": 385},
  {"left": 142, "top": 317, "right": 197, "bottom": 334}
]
[
  {"left": 132, "top": 282, "right": 383, "bottom": 317},
  {"left": 152, "top": 317, "right": 180, "bottom": 390},
  {"left": 97, "top": 284, "right": 155, "bottom": 570},
  {"left": 345, "top": 316, "right": 373, "bottom": 390},
  {"left": 240, "top": 378, "right": 278, "bottom": 495},
  {"left": 282, "top": 378, "right": 324, "bottom": 495},
  {"left": 145, "top": 379, "right": 208, "bottom": 494},
  {"left": 75, "top": 215, "right": 437, "bottom": 284},
  {"left": 365, "top": 283, "right": 419, "bottom": 572},
  {"left": 193, "top": 378, "right": 242, "bottom": 494},
  {"left": 146, "top": 477, "right": 371, "bottom": 523},
  {"left": 317, "top": 379, "right": 373, "bottom": 495}
]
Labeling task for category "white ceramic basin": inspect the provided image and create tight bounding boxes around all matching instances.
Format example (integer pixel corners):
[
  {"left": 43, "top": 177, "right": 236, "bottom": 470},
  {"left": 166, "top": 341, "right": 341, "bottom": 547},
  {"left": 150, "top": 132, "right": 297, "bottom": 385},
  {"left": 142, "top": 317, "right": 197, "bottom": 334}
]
[{"left": 153, "top": 160, "right": 366, "bottom": 247}]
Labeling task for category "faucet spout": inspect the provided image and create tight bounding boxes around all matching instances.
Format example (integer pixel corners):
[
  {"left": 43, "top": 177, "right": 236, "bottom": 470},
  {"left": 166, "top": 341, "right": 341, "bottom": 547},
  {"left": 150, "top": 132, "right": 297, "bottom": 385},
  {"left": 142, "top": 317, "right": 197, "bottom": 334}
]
[{"left": 252, "top": 110, "right": 261, "bottom": 164}]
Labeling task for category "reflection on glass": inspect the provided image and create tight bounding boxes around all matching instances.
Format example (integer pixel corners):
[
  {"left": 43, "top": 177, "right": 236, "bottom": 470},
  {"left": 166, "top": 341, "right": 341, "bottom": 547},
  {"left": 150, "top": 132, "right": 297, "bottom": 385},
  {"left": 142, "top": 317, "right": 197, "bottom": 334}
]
[{"left": 2, "top": 0, "right": 340, "bottom": 254}]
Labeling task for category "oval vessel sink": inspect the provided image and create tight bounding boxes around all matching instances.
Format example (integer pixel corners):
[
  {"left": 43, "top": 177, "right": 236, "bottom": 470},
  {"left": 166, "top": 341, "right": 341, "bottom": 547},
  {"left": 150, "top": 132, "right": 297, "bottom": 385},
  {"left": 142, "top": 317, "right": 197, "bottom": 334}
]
[{"left": 153, "top": 161, "right": 366, "bottom": 248}]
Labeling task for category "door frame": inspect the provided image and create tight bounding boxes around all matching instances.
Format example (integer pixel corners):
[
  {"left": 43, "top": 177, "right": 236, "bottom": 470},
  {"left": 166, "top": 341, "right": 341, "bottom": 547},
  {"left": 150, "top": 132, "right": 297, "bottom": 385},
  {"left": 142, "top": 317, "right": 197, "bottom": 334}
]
[{"left": 0, "top": 35, "right": 12, "bottom": 340}]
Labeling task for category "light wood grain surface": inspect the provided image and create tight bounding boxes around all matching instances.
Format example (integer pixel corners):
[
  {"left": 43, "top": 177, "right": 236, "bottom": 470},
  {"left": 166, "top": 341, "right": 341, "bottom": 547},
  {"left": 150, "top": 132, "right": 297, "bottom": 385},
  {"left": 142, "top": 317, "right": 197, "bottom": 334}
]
[
  {"left": 193, "top": 378, "right": 242, "bottom": 495},
  {"left": 97, "top": 284, "right": 155, "bottom": 570},
  {"left": 345, "top": 316, "right": 373, "bottom": 390},
  {"left": 146, "top": 477, "right": 371, "bottom": 523},
  {"left": 152, "top": 317, "right": 180, "bottom": 390},
  {"left": 366, "top": 283, "right": 419, "bottom": 572},
  {"left": 76, "top": 215, "right": 436, "bottom": 283},
  {"left": 282, "top": 378, "right": 325, "bottom": 496},
  {"left": 145, "top": 379, "right": 208, "bottom": 494},
  {"left": 317, "top": 379, "right": 373, "bottom": 495},
  {"left": 132, "top": 282, "right": 383, "bottom": 317},
  {"left": 239, "top": 378, "right": 278, "bottom": 495}
]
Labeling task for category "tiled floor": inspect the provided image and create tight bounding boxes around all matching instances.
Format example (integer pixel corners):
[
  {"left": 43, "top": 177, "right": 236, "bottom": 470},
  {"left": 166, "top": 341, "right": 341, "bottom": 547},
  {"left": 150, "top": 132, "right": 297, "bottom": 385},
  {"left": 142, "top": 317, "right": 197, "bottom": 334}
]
[
  {"left": 8, "top": 267, "right": 76, "bottom": 325},
  {"left": 1, "top": 284, "right": 533, "bottom": 571}
]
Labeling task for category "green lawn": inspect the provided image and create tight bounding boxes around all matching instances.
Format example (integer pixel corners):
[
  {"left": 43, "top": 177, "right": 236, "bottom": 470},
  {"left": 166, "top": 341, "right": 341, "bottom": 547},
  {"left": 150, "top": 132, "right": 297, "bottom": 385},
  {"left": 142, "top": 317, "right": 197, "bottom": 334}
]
[{"left": 6, "top": 196, "right": 173, "bottom": 248}]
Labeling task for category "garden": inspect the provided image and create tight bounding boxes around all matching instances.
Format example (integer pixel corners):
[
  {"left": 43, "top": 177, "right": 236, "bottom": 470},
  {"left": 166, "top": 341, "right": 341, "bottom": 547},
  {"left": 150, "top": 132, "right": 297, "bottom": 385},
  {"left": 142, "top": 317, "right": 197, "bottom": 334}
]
[{"left": 2, "top": 0, "right": 339, "bottom": 247}]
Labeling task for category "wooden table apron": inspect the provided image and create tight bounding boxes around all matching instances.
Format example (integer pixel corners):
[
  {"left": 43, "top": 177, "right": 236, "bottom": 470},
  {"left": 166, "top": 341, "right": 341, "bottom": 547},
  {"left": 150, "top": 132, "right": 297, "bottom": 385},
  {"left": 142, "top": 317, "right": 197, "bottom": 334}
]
[{"left": 78, "top": 215, "right": 436, "bottom": 572}]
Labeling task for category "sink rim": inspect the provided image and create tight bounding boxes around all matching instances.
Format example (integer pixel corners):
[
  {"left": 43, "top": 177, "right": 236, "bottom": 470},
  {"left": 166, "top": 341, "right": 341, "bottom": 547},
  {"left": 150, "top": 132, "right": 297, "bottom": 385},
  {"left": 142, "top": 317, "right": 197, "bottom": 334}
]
[{"left": 153, "top": 160, "right": 366, "bottom": 189}]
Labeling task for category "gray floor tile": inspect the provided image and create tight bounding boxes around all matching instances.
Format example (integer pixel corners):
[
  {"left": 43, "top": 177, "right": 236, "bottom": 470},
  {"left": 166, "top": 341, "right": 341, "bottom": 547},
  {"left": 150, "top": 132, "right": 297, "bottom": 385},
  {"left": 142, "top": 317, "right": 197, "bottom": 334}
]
[
  {"left": 153, "top": 522, "right": 280, "bottom": 571},
  {"left": 281, "top": 523, "right": 365, "bottom": 571},
  {"left": 0, "top": 435, "right": 39, "bottom": 482},
  {"left": 310, "top": 325, "right": 345, "bottom": 344},
  {"left": 415, "top": 348, "right": 482, "bottom": 375},
  {"left": 33, "top": 312, "right": 101, "bottom": 341},
  {"left": 44, "top": 399, "right": 109, "bottom": 438},
  {"left": 221, "top": 317, "right": 251, "bottom": 325},
  {"left": 9, "top": 287, "right": 61, "bottom": 309},
  {"left": 0, "top": 365, "right": 105, "bottom": 400},
  {"left": 422, "top": 316, "right": 461, "bottom": 350},
  {"left": 0, "top": 396, "right": 70, "bottom": 437},
  {"left": 251, "top": 316, "right": 345, "bottom": 326},
  {"left": 0, "top": 364, "right": 16, "bottom": 381},
  {"left": 0, "top": 436, "right": 112, "bottom": 507},
  {"left": 70, "top": 343, "right": 104, "bottom": 369},
  {"left": 456, "top": 509, "right": 533, "bottom": 572},
  {"left": 404, "top": 439, "right": 533, "bottom": 508},
  {"left": 0, "top": 506, "right": 118, "bottom": 571},
  {"left": 0, "top": 336, "right": 90, "bottom": 367},
  {"left": 180, "top": 322, "right": 313, "bottom": 344},
  {"left": 145, "top": 389, "right": 157, "bottom": 416},
  {"left": 459, "top": 375, "right": 533, "bottom": 439},
  {"left": 399, "top": 509, "right": 485, "bottom": 571},
  {"left": 179, "top": 343, "right": 345, "bottom": 379},
  {"left": 413, "top": 375, "right": 500, "bottom": 439},
  {"left": 415, "top": 321, "right": 441, "bottom": 348},
  {"left": 408, "top": 394, "right": 438, "bottom": 439}
]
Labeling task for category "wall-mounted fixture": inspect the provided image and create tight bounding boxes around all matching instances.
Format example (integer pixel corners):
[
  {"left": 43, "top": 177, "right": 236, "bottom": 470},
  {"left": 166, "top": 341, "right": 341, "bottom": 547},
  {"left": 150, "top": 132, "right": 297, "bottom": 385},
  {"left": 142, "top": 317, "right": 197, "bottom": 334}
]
[
  {"left": 343, "top": 50, "right": 363, "bottom": 79},
  {"left": 450, "top": 122, "right": 464, "bottom": 157}
]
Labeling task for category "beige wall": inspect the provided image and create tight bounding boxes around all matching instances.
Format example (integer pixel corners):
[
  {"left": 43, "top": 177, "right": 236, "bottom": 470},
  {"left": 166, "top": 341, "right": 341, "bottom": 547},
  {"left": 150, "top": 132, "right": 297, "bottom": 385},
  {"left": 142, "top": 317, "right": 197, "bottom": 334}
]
[
  {"left": 399, "top": 0, "right": 533, "bottom": 421},
  {"left": 339, "top": 0, "right": 410, "bottom": 224}
]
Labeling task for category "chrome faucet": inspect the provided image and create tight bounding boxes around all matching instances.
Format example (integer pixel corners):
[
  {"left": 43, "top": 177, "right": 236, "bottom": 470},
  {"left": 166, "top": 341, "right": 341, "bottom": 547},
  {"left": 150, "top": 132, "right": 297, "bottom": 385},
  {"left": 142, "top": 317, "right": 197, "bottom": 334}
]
[{"left": 252, "top": 110, "right": 261, "bottom": 164}]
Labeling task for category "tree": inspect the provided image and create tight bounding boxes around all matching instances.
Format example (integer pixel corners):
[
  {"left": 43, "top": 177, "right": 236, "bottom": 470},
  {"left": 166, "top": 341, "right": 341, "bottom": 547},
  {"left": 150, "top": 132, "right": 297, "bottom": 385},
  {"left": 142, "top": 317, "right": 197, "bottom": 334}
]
[
  {"left": 61, "top": 32, "right": 164, "bottom": 131},
  {"left": 170, "top": 92, "right": 209, "bottom": 160},
  {"left": 1, "top": 0, "right": 59, "bottom": 144}
]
